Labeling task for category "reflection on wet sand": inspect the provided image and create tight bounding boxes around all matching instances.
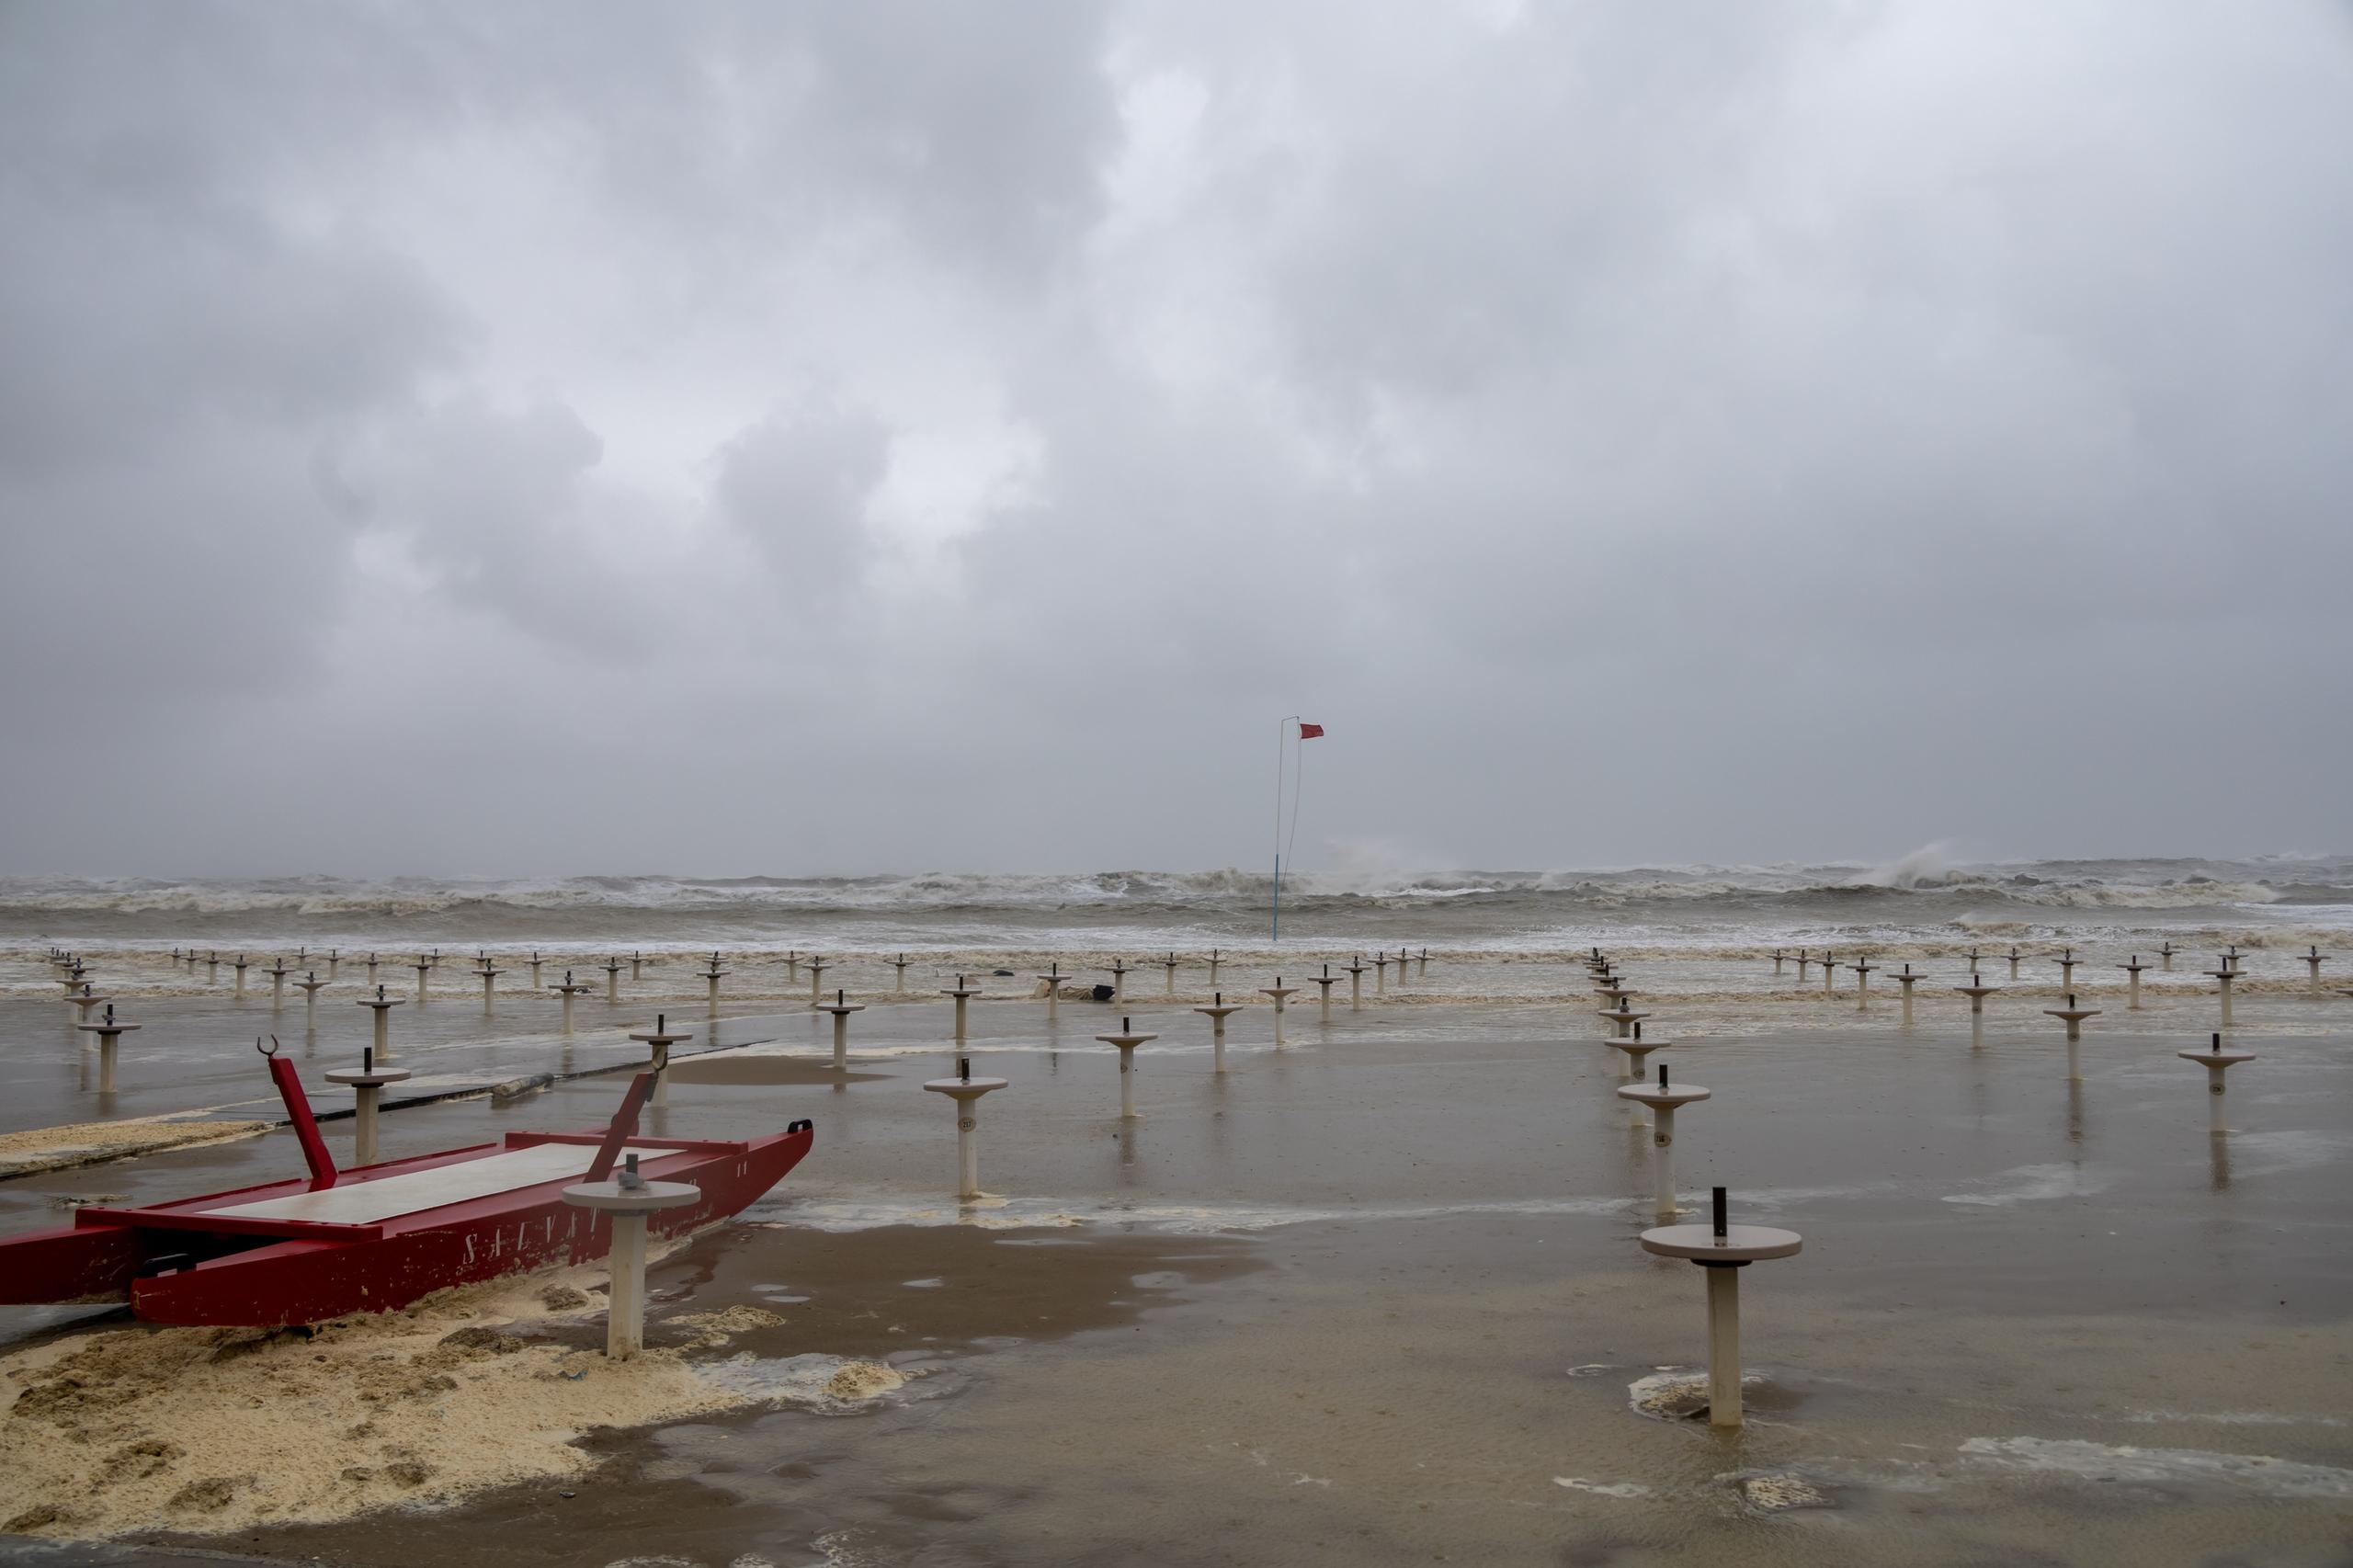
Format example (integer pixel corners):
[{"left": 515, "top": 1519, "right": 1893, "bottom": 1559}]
[
  {"left": 0, "top": 951, "right": 2345, "bottom": 1565},
  {"left": 667, "top": 1055, "right": 892, "bottom": 1088},
  {"left": 134, "top": 1224, "right": 1261, "bottom": 1565}
]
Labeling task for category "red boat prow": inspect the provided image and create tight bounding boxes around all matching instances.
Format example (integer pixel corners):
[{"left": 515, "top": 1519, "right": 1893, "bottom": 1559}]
[{"left": 0, "top": 1049, "right": 813, "bottom": 1326}]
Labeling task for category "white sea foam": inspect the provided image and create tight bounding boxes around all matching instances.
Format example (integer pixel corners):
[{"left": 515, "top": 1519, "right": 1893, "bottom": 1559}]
[
  {"left": 1553, "top": 1476, "right": 1649, "bottom": 1497},
  {"left": 767, "top": 1192, "right": 1635, "bottom": 1235},
  {"left": 1850, "top": 841, "right": 1961, "bottom": 890},
  {"left": 1626, "top": 1368, "right": 1763, "bottom": 1421},
  {"left": 2120, "top": 1410, "right": 2344, "bottom": 1428},
  {"left": 1959, "top": 1437, "right": 2353, "bottom": 1498},
  {"left": 4, "top": 856, "right": 2340, "bottom": 938},
  {"left": 697, "top": 1352, "right": 947, "bottom": 1412},
  {"left": 1941, "top": 1164, "right": 2109, "bottom": 1208},
  {"left": 2203, "top": 1130, "right": 2351, "bottom": 1178}
]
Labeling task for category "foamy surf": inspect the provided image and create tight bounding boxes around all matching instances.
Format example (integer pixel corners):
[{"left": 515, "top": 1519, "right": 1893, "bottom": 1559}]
[
  {"left": 8, "top": 854, "right": 2347, "bottom": 953},
  {"left": 764, "top": 1192, "right": 1640, "bottom": 1235},
  {"left": 1941, "top": 1164, "right": 2111, "bottom": 1208},
  {"left": 1959, "top": 1437, "right": 2353, "bottom": 1498},
  {"left": 696, "top": 1353, "right": 942, "bottom": 1413},
  {"left": 1552, "top": 1476, "right": 1649, "bottom": 1497}
]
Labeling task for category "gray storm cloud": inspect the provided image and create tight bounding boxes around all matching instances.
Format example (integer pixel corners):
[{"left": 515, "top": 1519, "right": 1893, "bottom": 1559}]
[{"left": 1, "top": 0, "right": 2348, "bottom": 877}]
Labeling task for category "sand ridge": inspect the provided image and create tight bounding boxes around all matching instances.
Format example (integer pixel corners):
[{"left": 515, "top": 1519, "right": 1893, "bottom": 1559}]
[{"left": 0, "top": 1116, "right": 271, "bottom": 1179}]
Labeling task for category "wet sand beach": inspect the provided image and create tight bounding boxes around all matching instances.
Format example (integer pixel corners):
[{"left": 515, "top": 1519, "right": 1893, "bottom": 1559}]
[
  {"left": 1, "top": 937, "right": 2349, "bottom": 1565},
  {"left": 13, "top": 0, "right": 2353, "bottom": 1542}
]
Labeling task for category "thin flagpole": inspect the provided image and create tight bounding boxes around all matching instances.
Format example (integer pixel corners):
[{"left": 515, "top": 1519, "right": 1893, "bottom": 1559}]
[
  {"left": 1286, "top": 723, "right": 1306, "bottom": 872},
  {"left": 1273, "top": 715, "right": 1297, "bottom": 943}
]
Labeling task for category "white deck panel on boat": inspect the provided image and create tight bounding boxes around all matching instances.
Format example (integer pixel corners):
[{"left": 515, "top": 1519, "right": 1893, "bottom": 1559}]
[{"left": 201, "top": 1144, "right": 676, "bottom": 1226}]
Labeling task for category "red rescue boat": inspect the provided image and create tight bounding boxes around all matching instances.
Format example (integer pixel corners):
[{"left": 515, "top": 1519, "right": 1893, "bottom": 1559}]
[{"left": 0, "top": 1045, "right": 813, "bottom": 1326}]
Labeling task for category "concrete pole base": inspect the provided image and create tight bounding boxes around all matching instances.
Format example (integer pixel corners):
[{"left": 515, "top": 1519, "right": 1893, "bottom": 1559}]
[
  {"left": 607, "top": 1213, "right": 649, "bottom": 1360},
  {"left": 957, "top": 1114, "right": 981, "bottom": 1200},
  {"left": 1705, "top": 1265, "right": 1743, "bottom": 1428},
  {"left": 1652, "top": 1106, "right": 1677, "bottom": 1219},
  {"left": 354, "top": 1085, "right": 381, "bottom": 1165}
]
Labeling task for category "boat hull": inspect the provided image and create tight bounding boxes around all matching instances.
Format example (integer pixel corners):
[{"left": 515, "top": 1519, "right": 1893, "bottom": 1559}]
[
  {"left": 0, "top": 1126, "right": 812, "bottom": 1328},
  {"left": 129, "top": 1129, "right": 811, "bottom": 1327},
  {"left": 0, "top": 1223, "right": 149, "bottom": 1307}
]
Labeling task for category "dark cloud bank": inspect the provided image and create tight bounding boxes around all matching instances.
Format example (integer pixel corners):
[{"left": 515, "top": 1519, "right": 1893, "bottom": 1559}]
[{"left": 2, "top": 1, "right": 2348, "bottom": 879}]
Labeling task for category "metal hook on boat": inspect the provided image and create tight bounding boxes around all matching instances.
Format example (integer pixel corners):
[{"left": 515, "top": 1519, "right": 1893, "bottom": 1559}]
[{"left": 256, "top": 1035, "right": 280, "bottom": 1057}]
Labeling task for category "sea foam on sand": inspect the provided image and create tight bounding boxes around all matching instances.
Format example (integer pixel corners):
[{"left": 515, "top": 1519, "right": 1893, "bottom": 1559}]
[
  {"left": 0, "top": 1116, "right": 270, "bottom": 1177},
  {"left": 1960, "top": 1437, "right": 2353, "bottom": 1498},
  {"left": 0, "top": 1267, "right": 901, "bottom": 1540}
]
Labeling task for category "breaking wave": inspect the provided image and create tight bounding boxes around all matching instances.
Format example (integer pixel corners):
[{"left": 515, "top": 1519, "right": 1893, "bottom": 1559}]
[{"left": 0, "top": 854, "right": 2341, "bottom": 943}]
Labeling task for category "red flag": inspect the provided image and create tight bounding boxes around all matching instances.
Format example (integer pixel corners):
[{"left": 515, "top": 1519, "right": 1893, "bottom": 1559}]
[{"left": 1297, "top": 722, "right": 1325, "bottom": 739}]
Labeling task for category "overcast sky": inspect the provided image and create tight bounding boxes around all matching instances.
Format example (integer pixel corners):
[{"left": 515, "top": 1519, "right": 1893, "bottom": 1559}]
[{"left": 2, "top": 1, "right": 2349, "bottom": 880}]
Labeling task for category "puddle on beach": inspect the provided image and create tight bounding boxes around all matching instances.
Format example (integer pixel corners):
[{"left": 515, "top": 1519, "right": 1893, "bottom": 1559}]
[
  {"left": 194, "top": 1240, "right": 2353, "bottom": 1568},
  {"left": 72, "top": 1223, "right": 1262, "bottom": 1564},
  {"left": 665, "top": 1055, "right": 893, "bottom": 1088}
]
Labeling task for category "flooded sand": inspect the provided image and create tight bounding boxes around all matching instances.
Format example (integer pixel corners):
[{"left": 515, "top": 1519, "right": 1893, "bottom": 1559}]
[
  {"left": 131, "top": 1207, "right": 2353, "bottom": 1567},
  {"left": 665, "top": 1055, "right": 891, "bottom": 1088},
  {"left": 0, "top": 1223, "right": 1259, "bottom": 1551},
  {"left": 1, "top": 951, "right": 2349, "bottom": 1564}
]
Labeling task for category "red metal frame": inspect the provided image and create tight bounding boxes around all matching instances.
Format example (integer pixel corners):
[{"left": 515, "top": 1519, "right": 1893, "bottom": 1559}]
[
  {"left": 584, "top": 1071, "right": 656, "bottom": 1182},
  {"left": 0, "top": 1067, "right": 815, "bottom": 1326},
  {"left": 267, "top": 1053, "right": 337, "bottom": 1188}
]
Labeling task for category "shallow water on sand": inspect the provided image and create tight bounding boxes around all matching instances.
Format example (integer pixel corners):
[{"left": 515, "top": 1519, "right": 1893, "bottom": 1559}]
[{"left": 1, "top": 945, "right": 2349, "bottom": 1565}]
